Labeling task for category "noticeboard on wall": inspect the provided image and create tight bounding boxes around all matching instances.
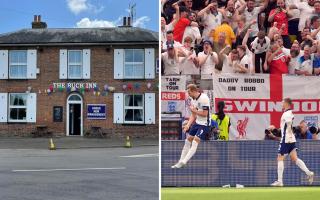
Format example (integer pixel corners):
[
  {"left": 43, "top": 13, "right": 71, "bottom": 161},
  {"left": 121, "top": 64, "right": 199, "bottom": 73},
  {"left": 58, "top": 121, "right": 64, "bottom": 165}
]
[
  {"left": 53, "top": 106, "right": 63, "bottom": 122},
  {"left": 87, "top": 104, "right": 106, "bottom": 119}
]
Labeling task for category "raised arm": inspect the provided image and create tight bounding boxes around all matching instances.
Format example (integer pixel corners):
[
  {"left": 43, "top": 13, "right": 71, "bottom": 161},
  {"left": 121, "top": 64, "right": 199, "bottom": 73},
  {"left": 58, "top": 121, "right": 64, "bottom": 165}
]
[
  {"left": 259, "top": 0, "right": 269, "bottom": 12},
  {"left": 198, "top": 3, "right": 213, "bottom": 17},
  {"left": 268, "top": 8, "right": 278, "bottom": 22},
  {"left": 161, "top": 0, "right": 168, "bottom": 13},
  {"left": 237, "top": 0, "right": 247, "bottom": 14},
  {"left": 239, "top": 19, "right": 256, "bottom": 38},
  {"left": 267, "top": 48, "right": 281, "bottom": 63},
  {"left": 171, "top": 3, "right": 180, "bottom": 26},
  {"left": 242, "top": 28, "right": 253, "bottom": 47},
  {"left": 219, "top": 45, "right": 231, "bottom": 56}
]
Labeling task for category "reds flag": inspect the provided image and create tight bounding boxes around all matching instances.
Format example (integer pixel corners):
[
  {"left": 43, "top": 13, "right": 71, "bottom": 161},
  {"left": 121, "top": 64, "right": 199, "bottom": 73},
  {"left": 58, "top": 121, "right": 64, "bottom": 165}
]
[
  {"left": 161, "top": 75, "right": 187, "bottom": 115},
  {"left": 213, "top": 74, "right": 320, "bottom": 140}
]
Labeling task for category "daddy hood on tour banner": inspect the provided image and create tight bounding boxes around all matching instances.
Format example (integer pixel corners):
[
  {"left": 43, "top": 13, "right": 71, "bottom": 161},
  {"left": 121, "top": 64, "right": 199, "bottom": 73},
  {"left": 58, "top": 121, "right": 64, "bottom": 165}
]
[
  {"left": 161, "top": 76, "right": 187, "bottom": 115},
  {"left": 213, "top": 74, "right": 320, "bottom": 140}
]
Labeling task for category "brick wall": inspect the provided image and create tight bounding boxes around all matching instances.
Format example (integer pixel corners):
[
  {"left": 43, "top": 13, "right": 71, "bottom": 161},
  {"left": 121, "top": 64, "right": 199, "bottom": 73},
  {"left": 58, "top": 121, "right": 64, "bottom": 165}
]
[{"left": 0, "top": 45, "right": 159, "bottom": 138}]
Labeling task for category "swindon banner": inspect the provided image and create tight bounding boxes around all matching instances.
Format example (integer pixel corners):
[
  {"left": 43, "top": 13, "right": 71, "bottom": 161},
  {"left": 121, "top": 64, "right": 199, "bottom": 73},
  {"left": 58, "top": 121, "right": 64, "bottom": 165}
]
[
  {"left": 213, "top": 74, "right": 320, "bottom": 140},
  {"left": 161, "top": 76, "right": 187, "bottom": 115}
]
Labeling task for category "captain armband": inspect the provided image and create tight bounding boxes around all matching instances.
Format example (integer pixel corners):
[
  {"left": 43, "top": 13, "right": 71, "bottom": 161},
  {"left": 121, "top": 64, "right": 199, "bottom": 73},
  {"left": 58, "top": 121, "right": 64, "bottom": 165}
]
[{"left": 202, "top": 106, "right": 209, "bottom": 110}]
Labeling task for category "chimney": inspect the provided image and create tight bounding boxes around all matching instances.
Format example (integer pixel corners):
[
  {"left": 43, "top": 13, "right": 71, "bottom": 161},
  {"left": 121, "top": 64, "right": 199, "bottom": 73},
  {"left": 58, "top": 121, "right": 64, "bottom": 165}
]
[
  {"left": 120, "top": 17, "right": 132, "bottom": 27},
  {"left": 127, "top": 17, "right": 131, "bottom": 26},
  {"left": 32, "top": 15, "right": 47, "bottom": 29},
  {"left": 123, "top": 17, "right": 127, "bottom": 26}
]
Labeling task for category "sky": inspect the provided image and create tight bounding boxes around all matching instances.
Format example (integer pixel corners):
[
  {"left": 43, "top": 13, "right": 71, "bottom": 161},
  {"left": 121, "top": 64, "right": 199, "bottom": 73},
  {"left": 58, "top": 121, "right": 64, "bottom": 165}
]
[{"left": 0, "top": 0, "right": 159, "bottom": 33}]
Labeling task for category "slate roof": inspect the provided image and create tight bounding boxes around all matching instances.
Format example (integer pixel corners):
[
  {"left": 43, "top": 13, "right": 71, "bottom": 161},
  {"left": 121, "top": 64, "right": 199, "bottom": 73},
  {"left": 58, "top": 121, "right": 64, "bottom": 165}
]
[{"left": 0, "top": 27, "right": 158, "bottom": 46}]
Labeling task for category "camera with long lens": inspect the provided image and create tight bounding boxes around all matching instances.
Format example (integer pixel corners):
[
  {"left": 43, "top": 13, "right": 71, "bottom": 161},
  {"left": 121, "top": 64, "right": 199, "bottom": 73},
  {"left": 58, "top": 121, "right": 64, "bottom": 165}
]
[{"left": 309, "top": 126, "right": 320, "bottom": 135}]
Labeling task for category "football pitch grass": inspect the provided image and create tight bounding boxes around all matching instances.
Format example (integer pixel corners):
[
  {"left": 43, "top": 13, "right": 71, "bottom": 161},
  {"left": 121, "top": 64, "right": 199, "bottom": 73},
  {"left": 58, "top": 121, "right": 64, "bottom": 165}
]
[{"left": 161, "top": 187, "right": 320, "bottom": 200}]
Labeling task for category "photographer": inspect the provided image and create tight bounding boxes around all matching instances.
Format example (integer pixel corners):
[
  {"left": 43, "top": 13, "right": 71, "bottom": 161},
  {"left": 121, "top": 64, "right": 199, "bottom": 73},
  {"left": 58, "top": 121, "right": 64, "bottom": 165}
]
[
  {"left": 265, "top": 125, "right": 281, "bottom": 141},
  {"left": 309, "top": 126, "right": 320, "bottom": 140},
  {"left": 294, "top": 120, "right": 313, "bottom": 139}
]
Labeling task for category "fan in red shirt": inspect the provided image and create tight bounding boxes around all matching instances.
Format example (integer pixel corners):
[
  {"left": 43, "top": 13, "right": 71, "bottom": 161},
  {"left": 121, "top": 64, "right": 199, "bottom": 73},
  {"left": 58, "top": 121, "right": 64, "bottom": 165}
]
[
  {"left": 266, "top": 42, "right": 289, "bottom": 75},
  {"left": 173, "top": 6, "right": 198, "bottom": 43},
  {"left": 268, "top": 0, "right": 292, "bottom": 48}
]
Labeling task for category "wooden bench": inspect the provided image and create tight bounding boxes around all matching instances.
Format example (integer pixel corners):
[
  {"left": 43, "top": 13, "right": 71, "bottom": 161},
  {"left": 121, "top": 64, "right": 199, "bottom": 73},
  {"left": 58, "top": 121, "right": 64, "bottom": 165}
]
[
  {"left": 85, "top": 126, "right": 104, "bottom": 138},
  {"left": 31, "top": 125, "right": 52, "bottom": 137},
  {"left": 85, "top": 127, "right": 113, "bottom": 138}
]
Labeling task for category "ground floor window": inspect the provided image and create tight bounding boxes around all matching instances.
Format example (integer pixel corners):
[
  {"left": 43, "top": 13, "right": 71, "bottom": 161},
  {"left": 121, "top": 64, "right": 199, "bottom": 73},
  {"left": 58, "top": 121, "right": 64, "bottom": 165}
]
[
  {"left": 113, "top": 92, "right": 155, "bottom": 124},
  {"left": 9, "top": 93, "right": 27, "bottom": 122},
  {"left": 0, "top": 93, "right": 36, "bottom": 123},
  {"left": 124, "top": 94, "right": 144, "bottom": 123}
]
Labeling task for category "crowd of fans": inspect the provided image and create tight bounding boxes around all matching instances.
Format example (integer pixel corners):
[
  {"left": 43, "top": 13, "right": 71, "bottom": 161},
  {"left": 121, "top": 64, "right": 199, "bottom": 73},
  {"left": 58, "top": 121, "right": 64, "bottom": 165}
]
[{"left": 161, "top": 0, "right": 320, "bottom": 76}]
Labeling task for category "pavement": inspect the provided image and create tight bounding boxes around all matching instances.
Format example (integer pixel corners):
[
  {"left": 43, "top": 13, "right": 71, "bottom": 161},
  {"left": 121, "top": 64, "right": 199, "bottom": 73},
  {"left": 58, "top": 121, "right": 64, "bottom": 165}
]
[
  {"left": 0, "top": 146, "right": 159, "bottom": 200},
  {"left": 0, "top": 137, "right": 158, "bottom": 149}
]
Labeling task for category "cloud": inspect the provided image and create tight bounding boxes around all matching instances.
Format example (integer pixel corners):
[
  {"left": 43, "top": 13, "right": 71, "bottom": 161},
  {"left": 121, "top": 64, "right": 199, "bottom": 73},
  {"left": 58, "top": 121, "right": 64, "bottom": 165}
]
[
  {"left": 88, "top": 3, "right": 104, "bottom": 14},
  {"left": 76, "top": 17, "right": 117, "bottom": 28},
  {"left": 67, "top": 0, "right": 104, "bottom": 15},
  {"left": 76, "top": 16, "right": 150, "bottom": 28},
  {"left": 132, "top": 16, "right": 151, "bottom": 28},
  {"left": 67, "top": 0, "right": 87, "bottom": 14}
]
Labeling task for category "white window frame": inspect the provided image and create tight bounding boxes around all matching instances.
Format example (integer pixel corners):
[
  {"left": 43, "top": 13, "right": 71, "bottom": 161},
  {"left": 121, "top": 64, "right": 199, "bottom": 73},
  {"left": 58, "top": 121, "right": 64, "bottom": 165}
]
[
  {"left": 68, "top": 50, "right": 83, "bottom": 79},
  {"left": 124, "top": 94, "right": 144, "bottom": 124},
  {"left": 9, "top": 50, "right": 27, "bottom": 79},
  {"left": 8, "top": 93, "right": 28, "bottom": 123},
  {"left": 124, "top": 49, "right": 145, "bottom": 79}
]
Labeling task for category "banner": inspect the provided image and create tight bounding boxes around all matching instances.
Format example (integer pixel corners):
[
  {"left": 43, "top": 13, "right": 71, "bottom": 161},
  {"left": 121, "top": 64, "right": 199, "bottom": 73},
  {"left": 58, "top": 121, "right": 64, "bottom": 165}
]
[
  {"left": 213, "top": 74, "right": 320, "bottom": 140},
  {"left": 87, "top": 104, "right": 106, "bottom": 119},
  {"left": 161, "top": 76, "right": 187, "bottom": 91},
  {"left": 161, "top": 76, "right": 187, "bottom": 115}
]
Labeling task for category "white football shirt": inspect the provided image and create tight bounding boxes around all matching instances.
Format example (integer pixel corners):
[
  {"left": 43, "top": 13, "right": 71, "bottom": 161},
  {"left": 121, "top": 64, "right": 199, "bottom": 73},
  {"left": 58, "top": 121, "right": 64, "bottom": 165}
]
[
  {"left": 191, "top": 93, "right": 211, "bottom": 126},
  {"left": 280, "top": 109, "right": 296, "bottom": 143},
  {"left": 198, "top": 51, "right": 218, "bottom": 76}
]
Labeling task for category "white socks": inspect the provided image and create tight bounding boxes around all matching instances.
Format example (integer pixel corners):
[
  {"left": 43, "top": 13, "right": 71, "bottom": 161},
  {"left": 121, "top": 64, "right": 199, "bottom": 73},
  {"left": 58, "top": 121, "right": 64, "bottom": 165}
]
[
  {"left": 296, "top": 159, "right": 312, "bottom": 176},
  {"left": 179, "top": 140, "right": 191, "bottom": 162},
  {"left": 277, "top": 160, "right": 284, "bottom": 182},
  {"left": 181, "top": 140, "right": 199, "bottom": 164},
  {"left": 276, "top": 159, "right": 311, "bottom": 183}
]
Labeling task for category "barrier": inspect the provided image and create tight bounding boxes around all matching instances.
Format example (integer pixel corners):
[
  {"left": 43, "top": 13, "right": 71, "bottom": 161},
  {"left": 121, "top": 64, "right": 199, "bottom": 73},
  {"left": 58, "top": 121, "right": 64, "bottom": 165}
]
[{"left": 161, "top": 140, "right": 320, "bottom": 187}]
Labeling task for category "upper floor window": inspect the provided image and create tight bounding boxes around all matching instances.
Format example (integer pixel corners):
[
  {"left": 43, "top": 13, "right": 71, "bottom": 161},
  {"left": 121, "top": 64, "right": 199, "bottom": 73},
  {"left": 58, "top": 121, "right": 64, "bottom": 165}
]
[
  {"left": 9, "top": 50, "right": 27, "bottom": 78},
  {"left": 124, "top": 49, "right": 144, "bottom": 79},
  {"left": 68, "top": 50, "right": 82, "bottom": 79},
  {"left": 114, "top": 48, "right": 155, "bottom": 80},
  {"left": 59, "top": 49, "right": 90, "bottom": 80}
]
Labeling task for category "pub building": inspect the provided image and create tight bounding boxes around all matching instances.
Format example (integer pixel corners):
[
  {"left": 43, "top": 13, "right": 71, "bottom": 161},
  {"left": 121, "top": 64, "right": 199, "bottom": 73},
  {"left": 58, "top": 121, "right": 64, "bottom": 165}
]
[{"left": 0, "top": 15, "right": 158, "bottom": 138}]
